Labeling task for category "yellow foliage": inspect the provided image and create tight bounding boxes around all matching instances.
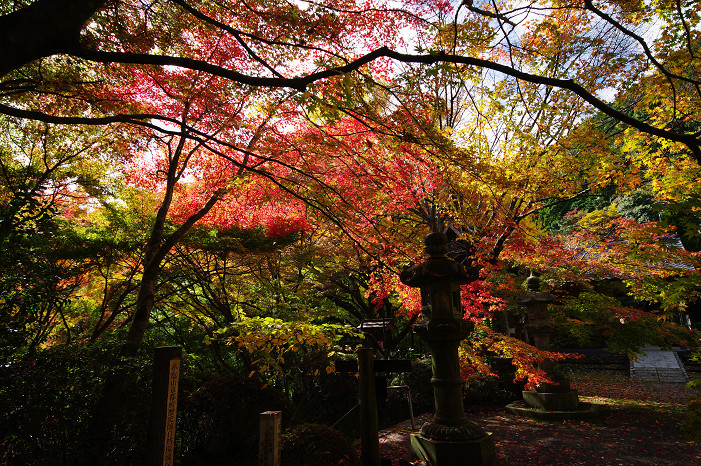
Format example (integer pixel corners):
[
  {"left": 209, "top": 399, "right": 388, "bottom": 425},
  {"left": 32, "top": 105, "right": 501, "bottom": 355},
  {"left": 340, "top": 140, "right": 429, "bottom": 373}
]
[{"left": 221, "top": 317, "right": 361, "bottom": 382}]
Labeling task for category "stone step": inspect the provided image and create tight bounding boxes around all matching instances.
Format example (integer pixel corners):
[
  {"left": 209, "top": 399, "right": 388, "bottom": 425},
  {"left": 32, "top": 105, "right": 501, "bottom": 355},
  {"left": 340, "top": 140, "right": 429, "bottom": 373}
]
[
  {"left": 630, "top": 367, "right": 689, "bottom": 383},
  {"left": 629, "top": 348, "right": 690, "bottom": 383}
]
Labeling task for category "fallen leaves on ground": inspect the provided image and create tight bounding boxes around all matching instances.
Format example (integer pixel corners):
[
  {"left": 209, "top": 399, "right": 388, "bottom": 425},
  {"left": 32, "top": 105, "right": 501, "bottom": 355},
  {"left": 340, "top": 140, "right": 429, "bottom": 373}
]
[{"left": 365, "top": 372, "right": 700, "bottom": 465}]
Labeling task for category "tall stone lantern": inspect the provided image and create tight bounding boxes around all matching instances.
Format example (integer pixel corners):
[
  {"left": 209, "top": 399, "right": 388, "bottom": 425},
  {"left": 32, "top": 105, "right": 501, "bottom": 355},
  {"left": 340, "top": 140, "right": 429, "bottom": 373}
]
[{"left": 400, "top": 232, "right": 495, "bottom": 466}]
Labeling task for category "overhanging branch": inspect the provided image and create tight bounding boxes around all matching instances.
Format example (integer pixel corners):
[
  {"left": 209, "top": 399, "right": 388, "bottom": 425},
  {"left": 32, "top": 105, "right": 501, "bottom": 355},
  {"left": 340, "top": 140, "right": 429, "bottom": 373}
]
[{"left": 5, "top": 42, "right": 701, "bottom": 157}]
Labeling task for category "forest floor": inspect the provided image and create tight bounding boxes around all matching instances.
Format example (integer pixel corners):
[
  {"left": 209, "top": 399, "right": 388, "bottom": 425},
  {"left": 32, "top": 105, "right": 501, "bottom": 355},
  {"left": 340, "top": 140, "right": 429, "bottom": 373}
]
[{"left": 370, "top": 371, "right": 701, "bottom": 465}]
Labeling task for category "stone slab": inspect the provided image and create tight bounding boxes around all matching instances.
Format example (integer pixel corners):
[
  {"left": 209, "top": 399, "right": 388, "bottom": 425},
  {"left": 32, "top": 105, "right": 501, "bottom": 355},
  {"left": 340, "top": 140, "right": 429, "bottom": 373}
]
[
  {"left": 631, "top": 348, "right": 682, "bottom": 369},
  {"left": 630, "top": 367, "right": 688, "bottom": 383},
  {"left": 522, "top": 390, "right": 579, "bottom": 411}
]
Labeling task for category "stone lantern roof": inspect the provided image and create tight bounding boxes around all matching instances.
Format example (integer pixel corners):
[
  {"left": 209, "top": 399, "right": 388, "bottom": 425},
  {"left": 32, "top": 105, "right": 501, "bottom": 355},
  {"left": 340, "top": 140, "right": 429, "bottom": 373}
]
[{"left": 400, "top": 232, "right": 470, "bottom": 287}]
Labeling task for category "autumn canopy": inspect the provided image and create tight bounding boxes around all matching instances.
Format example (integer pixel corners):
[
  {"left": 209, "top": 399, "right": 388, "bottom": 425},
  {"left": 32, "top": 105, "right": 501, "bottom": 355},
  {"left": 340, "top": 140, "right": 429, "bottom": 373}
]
[{"left": 1, "top": 0, "right": 700, "bottom": 461}]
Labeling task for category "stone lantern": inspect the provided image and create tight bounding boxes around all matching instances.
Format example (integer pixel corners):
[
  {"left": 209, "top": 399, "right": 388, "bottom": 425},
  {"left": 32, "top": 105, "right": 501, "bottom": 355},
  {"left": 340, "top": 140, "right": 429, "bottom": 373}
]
[
  {"left": 400, "top": 232, "right": 495, "bottom": 466},
  {"left": 516, "top": 274, "right": 556, "bottom": 352},
  {"left": 516, "top": 273, "right": 578, "bottom": 411}
]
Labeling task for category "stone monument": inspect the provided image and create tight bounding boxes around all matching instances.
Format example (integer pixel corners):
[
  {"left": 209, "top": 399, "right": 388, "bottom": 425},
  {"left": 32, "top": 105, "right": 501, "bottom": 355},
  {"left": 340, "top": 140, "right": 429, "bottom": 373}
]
[{"left": 400, "top": 232, "right": 495, "bottom": 466}]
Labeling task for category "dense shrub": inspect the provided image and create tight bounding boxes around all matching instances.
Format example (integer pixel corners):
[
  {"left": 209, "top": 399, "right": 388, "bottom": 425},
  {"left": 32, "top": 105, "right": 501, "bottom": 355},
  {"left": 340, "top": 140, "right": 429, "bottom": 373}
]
[
  {"left": 281, "top": 423, "right": 360, "bottom": 466},
  {"left": 556, "top": 348, "right": 630, "bottom": 373},
  {"left": 291, "top": 364, "right": 360, "bottom": 436},
  {"left": 389, "top": 358, "right": 522, "bottom": 417},
  {"left": 0, "top": 343, "right": 152, "bottom": 465},
  {"left": 388, "top": 358, "right": 434, "bottom": 418},
  {"left": 293, "top": 357, "right": 436, "bottom": 436},
  {"left": 178, "top": 373, "right": 292, "bottom": 465},
  {"left": 1, "top": 345, "right": 294, "bottom": 466},
  {"left": 467, "top": 356, "right": 525, "bottom": 406},
  {"left": 463, "top": 375, "right": 524, "bottom": 407}
]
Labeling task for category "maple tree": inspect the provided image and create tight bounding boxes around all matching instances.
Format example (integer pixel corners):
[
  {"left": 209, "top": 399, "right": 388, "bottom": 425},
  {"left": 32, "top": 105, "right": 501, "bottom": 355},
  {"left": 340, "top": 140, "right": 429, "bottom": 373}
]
[
  {"left": 1, "top": 0, "right": 697, "bottom": 306},
  {"left": 0, "top": 115, "right": 128, "bottom": 360},
  {"left": 1, "top": 1, "right": 701, "bottom": 461},
  {"left": 500, "top": 201, "right": 701, "bottom": 350},
  {"left": 2, "top": 0, "right": 698, "bottom": 367}
]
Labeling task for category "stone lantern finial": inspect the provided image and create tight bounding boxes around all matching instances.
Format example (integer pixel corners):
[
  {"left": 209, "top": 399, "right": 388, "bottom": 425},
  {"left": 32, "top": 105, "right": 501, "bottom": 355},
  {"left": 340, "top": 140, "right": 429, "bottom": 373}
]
[{"left": 526, "top": 273, "right": 541, "bottom": 292}]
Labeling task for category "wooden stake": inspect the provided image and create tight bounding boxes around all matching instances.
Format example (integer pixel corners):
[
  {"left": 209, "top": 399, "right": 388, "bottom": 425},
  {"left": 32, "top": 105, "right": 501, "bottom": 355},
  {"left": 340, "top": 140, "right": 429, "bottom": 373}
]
[{"left": 259, "top": 411, "right": 282, "bottom": 466}]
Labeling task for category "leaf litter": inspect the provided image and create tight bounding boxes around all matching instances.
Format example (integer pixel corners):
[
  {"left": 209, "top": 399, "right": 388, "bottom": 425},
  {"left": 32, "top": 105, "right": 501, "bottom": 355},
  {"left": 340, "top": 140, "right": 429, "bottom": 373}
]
[{"left": 362, "top": 372, "right": 700, "bottom": 465}]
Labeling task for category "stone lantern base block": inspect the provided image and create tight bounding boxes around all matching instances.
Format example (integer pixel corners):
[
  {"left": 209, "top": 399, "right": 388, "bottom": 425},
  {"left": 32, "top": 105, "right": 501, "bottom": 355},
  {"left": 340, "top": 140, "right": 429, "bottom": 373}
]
[
  {"left": 411, "top": 432, "right": 495, "bottom": 466},
  {"left": 522, "top": 389, "right": 579, "bottom": 411}
]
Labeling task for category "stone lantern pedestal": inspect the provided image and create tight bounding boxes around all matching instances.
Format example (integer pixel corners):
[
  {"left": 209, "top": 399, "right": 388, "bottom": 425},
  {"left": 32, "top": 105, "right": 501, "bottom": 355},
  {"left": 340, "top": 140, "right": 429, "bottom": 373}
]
[{"left": 401, "top": 232, "right": 495, "bottom": 466}]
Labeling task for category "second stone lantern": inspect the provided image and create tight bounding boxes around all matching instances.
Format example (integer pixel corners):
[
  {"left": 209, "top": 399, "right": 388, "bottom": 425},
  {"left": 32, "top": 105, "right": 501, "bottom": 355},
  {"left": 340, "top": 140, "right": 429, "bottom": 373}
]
[
  {"left": 517, "top": 273, "right": 557, "bottom": 353},
  {"left": 516, "top": 273, "right": 578, "bottom": 411},
  {"left": 400, "top": 232, "right": 495, "bottom": 466}
]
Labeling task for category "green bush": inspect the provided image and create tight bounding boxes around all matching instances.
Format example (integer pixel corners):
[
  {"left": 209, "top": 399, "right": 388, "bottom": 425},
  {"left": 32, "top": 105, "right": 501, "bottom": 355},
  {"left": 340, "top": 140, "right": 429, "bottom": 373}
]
[
  {"left": 463, "top": 375, "right": 524, "bottom": 407},
  {"left": 388, "top": 358, "right": 434, "bottom": 417},
  {"left": 0, "top": 344, "right": 295, "bottom": 465},
  {"left": 281, "top": 423, "right": 360, "bottom": 466}
]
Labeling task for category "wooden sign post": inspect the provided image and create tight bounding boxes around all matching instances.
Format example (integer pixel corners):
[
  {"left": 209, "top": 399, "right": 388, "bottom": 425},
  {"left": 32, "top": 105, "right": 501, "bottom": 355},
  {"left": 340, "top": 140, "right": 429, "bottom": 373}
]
[
  {"left": 357, "top": 348, "right": 381, "bottom": 466},
  {"left": 259, "top": 411, "right": 282, "bottom": 466},
  {"left": 148, "top": 346, "right": 181, "bottom": 466}
]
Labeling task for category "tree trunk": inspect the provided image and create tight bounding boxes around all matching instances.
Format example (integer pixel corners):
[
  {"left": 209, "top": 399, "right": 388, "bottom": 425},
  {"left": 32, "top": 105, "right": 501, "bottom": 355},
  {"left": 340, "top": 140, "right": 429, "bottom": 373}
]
[
  {"left": 80, "top": 110, "right": 269, "bottom": 463},
  {"left": 82, "top": 187, "right": 224, "bottom": 463},
  {"left": 121, "top": 260, "right": 161, "bottom": 357}
]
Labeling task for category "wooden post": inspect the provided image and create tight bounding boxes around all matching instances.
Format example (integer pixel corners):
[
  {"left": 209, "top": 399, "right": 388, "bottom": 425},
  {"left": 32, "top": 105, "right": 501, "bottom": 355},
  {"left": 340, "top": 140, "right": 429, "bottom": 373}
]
[
  {"left": 357, "top": 347, "right": 380, "bottom": 466},
  {"left": 259, "top": 411, "right": 282, "bottom": 466},
  {"left": 148, "top": 346, "right": 181, "bottom": 466}
]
